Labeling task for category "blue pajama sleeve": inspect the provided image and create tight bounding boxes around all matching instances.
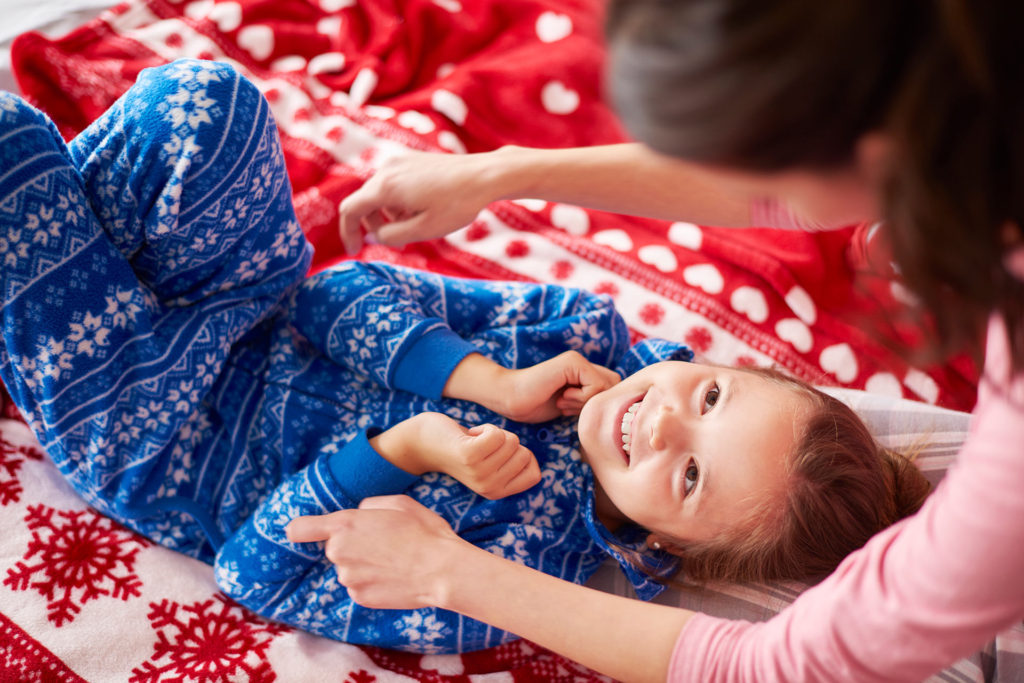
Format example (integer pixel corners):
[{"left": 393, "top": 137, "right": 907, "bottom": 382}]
[{"left": 286, "top": 260, "right": 632, "bottom": 398}]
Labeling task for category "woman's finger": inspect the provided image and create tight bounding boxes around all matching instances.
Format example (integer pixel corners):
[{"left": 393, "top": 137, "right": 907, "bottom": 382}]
[
  {"left": 338, "top": 183, "right": 386, "bottom": 254},
  {"left": 285, "top": 513, "right": 339, "bottom": 543}
]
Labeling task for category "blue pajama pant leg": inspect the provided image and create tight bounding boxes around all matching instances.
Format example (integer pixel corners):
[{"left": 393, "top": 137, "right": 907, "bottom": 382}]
[{"left": 0, "top": 60, "right": 311, "bottom": 532}]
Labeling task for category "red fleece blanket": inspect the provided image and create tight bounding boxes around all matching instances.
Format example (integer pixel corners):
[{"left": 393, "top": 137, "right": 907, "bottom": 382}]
[{"left": 2, "top": 0, "right": 979, "bottom": 680}]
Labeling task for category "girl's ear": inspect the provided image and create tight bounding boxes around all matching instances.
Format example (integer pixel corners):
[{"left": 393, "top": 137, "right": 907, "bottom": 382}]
[{"left": 645, "top": 533, "right": 665, "bottom": 551}]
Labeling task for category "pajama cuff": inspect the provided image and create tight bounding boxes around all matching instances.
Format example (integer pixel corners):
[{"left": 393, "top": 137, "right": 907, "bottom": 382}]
[
  {"left": 392, "top": 325, "right": 479, "bottom": 399},
  {"left": 325, "top": 429, "right": 418, "bottom": 502}
]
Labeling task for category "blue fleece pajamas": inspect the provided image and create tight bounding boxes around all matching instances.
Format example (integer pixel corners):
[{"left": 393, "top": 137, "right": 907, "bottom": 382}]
[{"left": 0, "top": 60, "right": 689, "bottom": 653}]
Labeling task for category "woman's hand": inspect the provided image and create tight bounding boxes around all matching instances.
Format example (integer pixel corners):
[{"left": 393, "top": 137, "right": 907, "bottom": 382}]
[
  {"left": 288, "top": 495, "right": 692, "bottom": 683},
  {"left": 371, "top": 412, "right": 541, "bottom": 499},
  {"left": 444, "top": 351, "right": 621, "bottom": 423},
  {"left": 285, "top": 495, "right": 466, "bottom": 610},
  {"left": 338, "top": 149, "right": 512, "bottom": 254}
]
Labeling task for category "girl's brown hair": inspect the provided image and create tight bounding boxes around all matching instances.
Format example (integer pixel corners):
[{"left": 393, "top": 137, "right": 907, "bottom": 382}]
[
  {"left": 645, "top": 369, "right": 932, "bottom": 584},
  {"left": 605, "top": 0, "right": 1024, "bottom": 373}
]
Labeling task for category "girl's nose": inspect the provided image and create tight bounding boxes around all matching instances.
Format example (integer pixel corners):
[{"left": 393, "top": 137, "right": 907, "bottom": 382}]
[{"left": 649, "top": 404, "right": 684, "bottom": 451}]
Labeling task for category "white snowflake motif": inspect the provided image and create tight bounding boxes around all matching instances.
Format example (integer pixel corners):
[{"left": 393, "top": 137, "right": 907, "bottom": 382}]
[
  {"left": 85, "top": 433, "right": 112, "bottom": 470},
  {"left": 167, "top": 380, "right": 201, "bottom": 415},
  {"left": 273, "top": 221, "right": 304, "bottom": 258},
  {"left": 135, "top": 400, "right": 172, "bottom": 434},
  {"left": 149, "top": 513, "right": 191, "bottom": 547},
  {"left": 214, "top": 561, "right": 242, "bottom": 594},
  {"left": 161, "top": 135, "right": 200, "bottom": 166},
  {"left": 231, "top": 249, "right": 272, "bottom": 285},
  {"left": 156, "top": 442, "right": 193, "bottom": 496},
  {"left": 25, "top": 205, "right": 62, "bottom": 248},
  {"left": 0, "top": 225, "right": 30, "bottom": 269},
  {"left": 55, "top": 190, "right": 87, "bottom": 230},
  {"left": 412, "top": 473, "right": 455, "bottom": 504},
  {"left": 345, "top": 327, "right": 377, "bottom": 363},
  {"left": 517, "top": 492, "right": 561, "bottom": 528},
  {"left": 67, "top": 311, "right": 111, "bottom": 357},
  {"left": 567, "top": 319, "right": 607, "bottom": 358},
  {"left": 249, "top": 164, "right": 274, "bottom": 203},
  {"left": 398, "top": 611, "right": 449, "bottom": 647},
  {"left": 538, "top": 445, "right": 576, "bottom": 499},
  {"left": 34, "top": 337, "right": 73, "bottom": 383},
  {"left": 289, "top": 570, "right": 339, "bottom": 631},
  {"left": 153, "top": 175, "right": 187, "bottom": 237},
  {"left": 115, "top": 409, "right": 143, "bottom": 445},
  {"left": 492, "top": 530, "right": 533, "bottom": 565},
  {"left": 104, "top": 288, "right": 144, "bottom": 329},
  {"left": 165, "top": 87, "right": 217, "bottom": 130},
  {"left": 166, "top": 60, "right": 223, "bottom": 87},
  {"left": 489, "top": 297, "right": 532, "bottom": 328}
]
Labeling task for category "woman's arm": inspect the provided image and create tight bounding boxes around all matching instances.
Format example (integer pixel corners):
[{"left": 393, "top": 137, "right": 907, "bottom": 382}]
[
  {"left": 287, "top": 494, "right": 694, "bottom": 683},
  {"left": 441, "top": 537, "right": 694, "bottom": 683},
  {"left": 338, "top": 143, "right": 752, "bottom": 252}
]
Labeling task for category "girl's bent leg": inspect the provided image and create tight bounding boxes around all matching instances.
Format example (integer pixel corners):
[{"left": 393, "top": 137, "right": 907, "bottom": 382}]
[
  {"left": 0, "top": 62, "right": 310, "bottom": 531},
  {"left": 68, "top": 59, "right": 312, "bottom": 305}
]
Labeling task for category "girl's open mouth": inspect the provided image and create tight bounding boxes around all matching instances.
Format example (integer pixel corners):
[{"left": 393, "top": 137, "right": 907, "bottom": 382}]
[{"left": 619, "top": 394, "right": 644, "bottom": 463}]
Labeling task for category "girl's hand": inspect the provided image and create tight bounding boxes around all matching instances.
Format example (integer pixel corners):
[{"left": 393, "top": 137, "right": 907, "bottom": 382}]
[
  {"left": 444, "top": 351, "right": 621, "bottom": 424},
  {"left": 338, "top": 149, "right": 509, "bottom": 254},
  {"left": 285, "top": 495, "right": 465, "bottom": 609},
  {"left": 500, "top": 351, "right": 622, "bottom": 423},
  {"left": 372, "top": 412, "right": 541, "bottom": 499}
]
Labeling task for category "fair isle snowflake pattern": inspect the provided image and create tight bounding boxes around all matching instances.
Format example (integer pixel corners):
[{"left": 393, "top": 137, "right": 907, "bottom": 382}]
[
  {"left": 396, "top": 612, "right": 451, "bottom": 653},
  {"left": 130, "top": 595, "right": 287, "bottom": 683},
  {"left": 3, "top": 505, "right": 149, "bottom": 626},
  {"left": 0, "top": 438, "right": 43, "bottom": 506},
  {"left": 19, "top": 285, "right": 143, "bottom": 392}
]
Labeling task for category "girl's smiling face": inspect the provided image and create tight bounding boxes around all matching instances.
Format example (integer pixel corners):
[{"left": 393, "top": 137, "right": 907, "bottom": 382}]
[{"left": 577, "top": 361, "right": 810, "bottom": 543}]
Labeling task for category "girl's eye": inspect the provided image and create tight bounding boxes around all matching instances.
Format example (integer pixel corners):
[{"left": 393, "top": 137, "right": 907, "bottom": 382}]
[
  {"left": 702, "top": 384, "right": 721, "bottom": 414},
  {"left": 683, "top": 461, "right": 700, "bottom": 497}
]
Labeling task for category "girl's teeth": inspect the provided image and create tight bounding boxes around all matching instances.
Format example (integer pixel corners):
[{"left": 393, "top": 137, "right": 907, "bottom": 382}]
[{"left": 620, "top": 401, "right": 640, "bottom": 455}]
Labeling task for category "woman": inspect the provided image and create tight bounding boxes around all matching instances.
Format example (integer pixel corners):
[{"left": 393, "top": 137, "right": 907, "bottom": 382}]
[{"left": 289, "top": 1, "right": 1024, "bottom": 680}]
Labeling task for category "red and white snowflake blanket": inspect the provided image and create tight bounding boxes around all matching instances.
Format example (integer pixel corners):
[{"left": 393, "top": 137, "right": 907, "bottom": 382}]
[{"left": 1, "top": 0, "right": 980, "bottom": 680}]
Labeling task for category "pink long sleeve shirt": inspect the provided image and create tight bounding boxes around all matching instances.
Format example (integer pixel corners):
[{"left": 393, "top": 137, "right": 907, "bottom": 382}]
[{"left": 672, "top": 313, "right": 1024, "bottom": 681}]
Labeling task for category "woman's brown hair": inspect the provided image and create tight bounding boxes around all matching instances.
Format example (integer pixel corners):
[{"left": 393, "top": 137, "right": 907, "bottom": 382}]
[
  {"left": 605, "top": 0, "right": 1024, "bottom": 374},
  {"left": 651, "top": 369, "right": 932, "bottom": 584}
]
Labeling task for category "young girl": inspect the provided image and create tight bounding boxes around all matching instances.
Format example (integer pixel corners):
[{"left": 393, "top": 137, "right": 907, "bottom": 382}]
[{"left": 0, "top": 59, "right": 928, "bottom": 654}]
